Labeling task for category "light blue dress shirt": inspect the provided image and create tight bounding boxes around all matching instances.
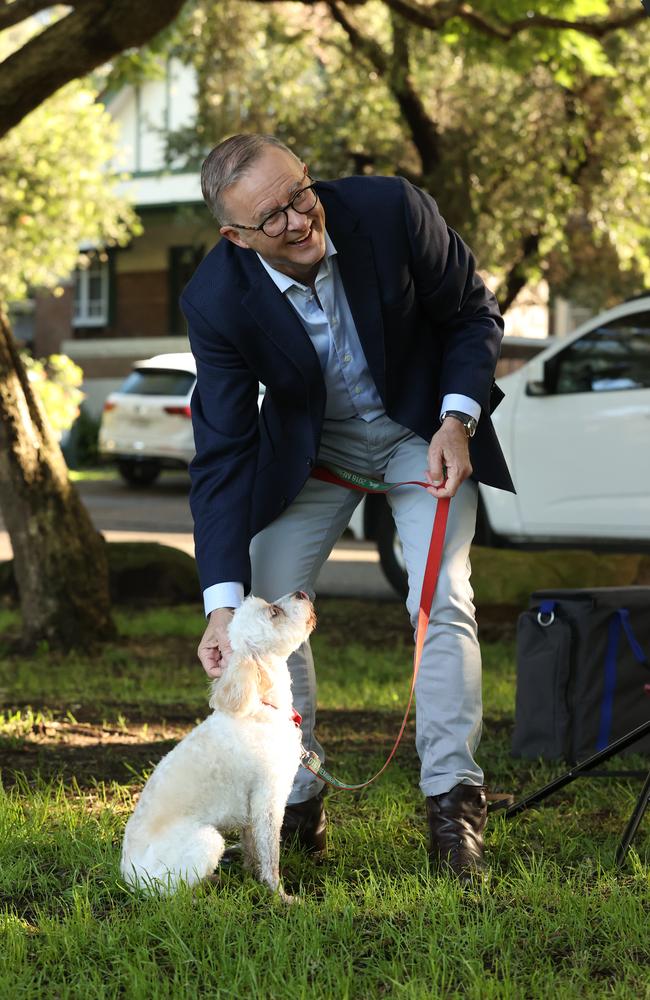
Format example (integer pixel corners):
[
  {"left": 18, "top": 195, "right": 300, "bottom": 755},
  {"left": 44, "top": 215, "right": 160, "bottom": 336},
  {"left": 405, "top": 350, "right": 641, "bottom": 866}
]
[{"left": 203, "top": 230, "right": 480, "bottom": 616}]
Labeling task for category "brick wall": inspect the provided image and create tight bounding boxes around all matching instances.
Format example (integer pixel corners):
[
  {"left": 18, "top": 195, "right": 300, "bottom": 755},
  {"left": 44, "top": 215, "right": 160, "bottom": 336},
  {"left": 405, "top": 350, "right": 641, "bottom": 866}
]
[
  {"left": 106, "top": 270, "right": 168, "bottom": 338},
  {"left": 33, "top": 285, "right": 74, "bottom": 356}
]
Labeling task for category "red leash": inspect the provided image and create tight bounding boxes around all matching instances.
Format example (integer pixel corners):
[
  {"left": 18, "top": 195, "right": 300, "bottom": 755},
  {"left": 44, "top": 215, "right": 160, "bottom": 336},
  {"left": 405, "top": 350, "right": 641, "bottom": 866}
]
[{"left": 299, "top": 462, "right": 450, "bottom": 791}]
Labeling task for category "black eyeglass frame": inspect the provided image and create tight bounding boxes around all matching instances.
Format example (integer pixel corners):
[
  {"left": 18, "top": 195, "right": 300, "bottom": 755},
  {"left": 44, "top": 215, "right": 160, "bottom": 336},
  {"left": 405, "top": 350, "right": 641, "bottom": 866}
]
[{"left": 223, "top": 176, "right": 319, "bottom": 237}]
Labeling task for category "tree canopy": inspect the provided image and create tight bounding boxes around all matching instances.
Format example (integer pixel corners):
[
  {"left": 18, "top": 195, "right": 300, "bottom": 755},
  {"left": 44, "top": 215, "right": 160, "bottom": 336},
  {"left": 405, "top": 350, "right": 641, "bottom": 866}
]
[
  {"left": 0, "top": 78, "right": 138, "bottom": 304},
  {"left": 0, "top": 1, "right": 648, "bottom": 307},
  {"left": 163, "top": 0, "right": 650, "bottom": 309}
]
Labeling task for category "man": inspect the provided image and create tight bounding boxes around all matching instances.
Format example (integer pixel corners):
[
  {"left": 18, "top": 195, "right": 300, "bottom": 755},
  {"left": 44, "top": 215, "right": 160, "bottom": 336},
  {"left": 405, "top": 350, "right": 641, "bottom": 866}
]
[{"left": 181, "top": 134, "right": 514, "bottom": 880}]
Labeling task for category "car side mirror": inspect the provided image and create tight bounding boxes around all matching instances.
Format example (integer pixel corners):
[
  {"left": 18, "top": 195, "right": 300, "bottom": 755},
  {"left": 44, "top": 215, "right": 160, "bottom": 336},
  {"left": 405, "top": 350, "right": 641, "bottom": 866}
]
[{"left": 526, "top": 356, "right": 559, "bottom": 397}]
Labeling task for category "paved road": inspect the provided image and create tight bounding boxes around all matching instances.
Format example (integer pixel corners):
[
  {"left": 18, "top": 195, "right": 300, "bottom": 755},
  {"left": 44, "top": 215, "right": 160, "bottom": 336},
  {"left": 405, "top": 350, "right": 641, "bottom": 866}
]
[{"left": 0, "top": 473, "right": 398, "bottom": 601}]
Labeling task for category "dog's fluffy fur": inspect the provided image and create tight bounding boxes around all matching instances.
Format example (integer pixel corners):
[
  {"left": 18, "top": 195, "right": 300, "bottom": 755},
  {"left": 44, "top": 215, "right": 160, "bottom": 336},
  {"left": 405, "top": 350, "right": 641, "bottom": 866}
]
[{"left": 120, "top": 592, "right": 316, "bottom": 897}]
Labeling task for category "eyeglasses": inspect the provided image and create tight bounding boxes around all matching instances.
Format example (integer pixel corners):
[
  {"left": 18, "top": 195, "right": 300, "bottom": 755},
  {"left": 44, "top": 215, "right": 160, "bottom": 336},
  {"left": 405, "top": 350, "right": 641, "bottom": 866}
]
[{"left": 225, "top": 177, "right": 319, "bottom": 238}]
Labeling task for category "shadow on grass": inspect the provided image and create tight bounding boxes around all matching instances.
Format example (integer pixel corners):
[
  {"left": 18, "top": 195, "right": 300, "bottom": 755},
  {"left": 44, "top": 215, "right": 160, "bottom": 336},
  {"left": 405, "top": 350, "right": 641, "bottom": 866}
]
[{"left": 0, "top": 708, "right": 425, "bottom": 787}]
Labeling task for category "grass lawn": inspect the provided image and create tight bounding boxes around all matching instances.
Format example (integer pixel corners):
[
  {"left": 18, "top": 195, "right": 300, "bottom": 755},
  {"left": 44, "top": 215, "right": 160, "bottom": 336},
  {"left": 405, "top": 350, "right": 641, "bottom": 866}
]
[{"left": 1, "top": 599, "right": 649, "bottom": 999}]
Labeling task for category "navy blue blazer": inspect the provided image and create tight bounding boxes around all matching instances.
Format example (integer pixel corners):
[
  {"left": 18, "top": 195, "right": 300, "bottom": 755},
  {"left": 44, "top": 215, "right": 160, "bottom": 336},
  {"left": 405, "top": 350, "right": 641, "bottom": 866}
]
[{"left": 181, "top": 175, "right": 514, "bottom": 594}]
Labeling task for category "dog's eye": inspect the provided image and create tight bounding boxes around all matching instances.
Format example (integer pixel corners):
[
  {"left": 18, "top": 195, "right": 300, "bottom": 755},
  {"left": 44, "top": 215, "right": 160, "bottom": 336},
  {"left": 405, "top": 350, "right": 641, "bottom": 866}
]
[{"left": 269, "top": 605, "right": 285, "bottom": 618}]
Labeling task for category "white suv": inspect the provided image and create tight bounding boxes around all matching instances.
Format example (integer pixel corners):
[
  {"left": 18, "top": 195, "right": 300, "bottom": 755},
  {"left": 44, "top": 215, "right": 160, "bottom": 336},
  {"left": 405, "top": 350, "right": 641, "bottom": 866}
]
[
  {"left": 377, "top": 296, "right": 650, "bottom": 595},
  {"left": 481, "top": 294, "right": 650, "bottom": 549},
  {"left": 99, "top": 353, "right": 198, "bottom": 485}
]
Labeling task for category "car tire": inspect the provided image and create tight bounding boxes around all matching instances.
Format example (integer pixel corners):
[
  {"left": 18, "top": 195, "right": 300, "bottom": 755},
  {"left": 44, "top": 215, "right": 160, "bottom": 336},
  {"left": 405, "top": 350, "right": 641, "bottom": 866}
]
[
  {"left": 375, "top": 502, "right": 408, "bottom": 599},
  {"left": 117, "top": 459, "right": 162, "bottom": 487}
]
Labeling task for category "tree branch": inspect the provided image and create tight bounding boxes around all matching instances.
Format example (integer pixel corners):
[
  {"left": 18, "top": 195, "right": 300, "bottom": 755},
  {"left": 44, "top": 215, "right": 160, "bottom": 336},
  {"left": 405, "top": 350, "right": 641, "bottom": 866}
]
[
  {"left": 328, "top": 4, "right": 441, "bottom": 175},
  {"left": 0, "top": 0, "right": 187, "bottom": 139},
  {"left": 495, "top": 232, "right": 541, "bottom": 313},
  {"left": 386, "top": 13, "right": 440, "bottom": 174},
  {"left": 256, "top": 0, "right": 647, "bottom": 41},
  {"left": 327, "top": 0, "right": 388, "bottom": 72}
]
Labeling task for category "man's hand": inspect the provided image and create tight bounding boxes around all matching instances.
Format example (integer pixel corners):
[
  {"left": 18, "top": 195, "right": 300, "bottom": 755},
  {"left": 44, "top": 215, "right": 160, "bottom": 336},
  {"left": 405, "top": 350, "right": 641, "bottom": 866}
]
[
  {"left": 198, "top": 607, "right": 234, "bottom": 678},
  {"left": 425, "top": 418, "right": 473, "bottom": 498}
]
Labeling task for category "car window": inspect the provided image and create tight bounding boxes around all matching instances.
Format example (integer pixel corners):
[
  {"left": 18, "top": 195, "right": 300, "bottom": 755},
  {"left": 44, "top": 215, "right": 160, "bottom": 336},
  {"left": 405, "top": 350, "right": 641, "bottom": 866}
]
[
  {"left": 120, "top": 369, "right": 196, "bottom": 396},
  {"left": 552, "top": 311, "right": 650, "bottom": 394}
]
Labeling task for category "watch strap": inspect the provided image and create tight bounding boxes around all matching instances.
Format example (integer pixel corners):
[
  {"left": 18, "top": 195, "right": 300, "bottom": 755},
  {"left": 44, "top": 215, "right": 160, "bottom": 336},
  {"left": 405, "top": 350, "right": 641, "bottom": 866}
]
[{"left": 440, "top": 410, "right": 477, "bottom": 438}]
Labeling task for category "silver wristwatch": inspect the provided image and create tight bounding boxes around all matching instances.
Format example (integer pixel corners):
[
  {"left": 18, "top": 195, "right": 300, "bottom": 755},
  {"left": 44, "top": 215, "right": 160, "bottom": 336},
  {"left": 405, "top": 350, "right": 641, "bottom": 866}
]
[{"left": 440, "top": 410, "right": 478, "bottom": 438}]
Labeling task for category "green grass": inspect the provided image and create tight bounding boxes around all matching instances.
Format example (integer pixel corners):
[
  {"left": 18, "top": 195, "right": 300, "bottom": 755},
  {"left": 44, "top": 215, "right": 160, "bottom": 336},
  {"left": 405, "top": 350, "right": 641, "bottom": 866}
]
[
  {"left": 66, "top": 468, "right": 190, "bottom": 484},
  {"left": 67, "top": 468, "right": 119, "bottom": 482},
  {"left": 1, "top": 601, "right": 649, "bottom": 999}
]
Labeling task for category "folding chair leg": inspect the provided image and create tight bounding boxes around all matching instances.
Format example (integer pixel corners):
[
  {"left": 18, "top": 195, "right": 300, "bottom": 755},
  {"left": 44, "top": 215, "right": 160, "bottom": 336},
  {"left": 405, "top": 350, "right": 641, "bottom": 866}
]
[{"left": 615, "top": 769, "right": 650, "bottom": 867}]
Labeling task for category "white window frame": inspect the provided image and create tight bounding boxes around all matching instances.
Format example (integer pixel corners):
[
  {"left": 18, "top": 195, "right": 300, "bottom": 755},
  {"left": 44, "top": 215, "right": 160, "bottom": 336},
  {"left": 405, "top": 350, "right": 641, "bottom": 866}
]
[{"left": 73, "top": 256, "right": 109, "bottom": 327}]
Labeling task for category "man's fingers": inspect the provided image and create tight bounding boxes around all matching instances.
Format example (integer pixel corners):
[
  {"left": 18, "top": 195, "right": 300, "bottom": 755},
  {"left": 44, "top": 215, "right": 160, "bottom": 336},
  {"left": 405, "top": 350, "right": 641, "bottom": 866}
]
[
  {"left": 426, "top": 452, "right": 445, "bottom": 487},
  {"left": 425, "top": 458, "right": 471, "bottom": 498},
  {"left": 198, "top": 643, "right": 223, "bottom": 677},
  {"left": 198, "top": 607, "right": 235, "bottom": 677},
  {"left": 428, "top": 466, "right": 461, "bottom": 498},
  {"left": 203, "top": 660, "right": 225, "bottom": 679}
]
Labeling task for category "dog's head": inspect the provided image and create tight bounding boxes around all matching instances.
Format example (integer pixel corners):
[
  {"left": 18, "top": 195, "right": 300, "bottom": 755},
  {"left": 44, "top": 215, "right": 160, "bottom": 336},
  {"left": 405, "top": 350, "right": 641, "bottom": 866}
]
[{"left": 209, "top": 592, "right": 316, "bottom": 716}]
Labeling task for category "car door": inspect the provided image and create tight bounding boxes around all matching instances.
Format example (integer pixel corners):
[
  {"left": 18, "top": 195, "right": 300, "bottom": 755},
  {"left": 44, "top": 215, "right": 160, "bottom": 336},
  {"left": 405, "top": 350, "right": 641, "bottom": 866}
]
[{"left": 512, "top": 308, "right": 650, "bottom": 543}]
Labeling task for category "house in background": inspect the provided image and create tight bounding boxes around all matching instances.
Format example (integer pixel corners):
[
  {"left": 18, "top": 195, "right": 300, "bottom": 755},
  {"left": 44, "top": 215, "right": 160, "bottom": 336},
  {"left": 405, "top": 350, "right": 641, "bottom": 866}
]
[{"left": 29, "top": 59, "right": 215, "bottom": 415}]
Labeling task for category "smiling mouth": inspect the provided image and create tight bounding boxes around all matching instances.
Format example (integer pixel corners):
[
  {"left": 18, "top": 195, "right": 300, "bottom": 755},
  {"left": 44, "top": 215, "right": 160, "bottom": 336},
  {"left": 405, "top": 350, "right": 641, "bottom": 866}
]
[{"left": 290, "top": 226, "right": 313, "bottom": 247}]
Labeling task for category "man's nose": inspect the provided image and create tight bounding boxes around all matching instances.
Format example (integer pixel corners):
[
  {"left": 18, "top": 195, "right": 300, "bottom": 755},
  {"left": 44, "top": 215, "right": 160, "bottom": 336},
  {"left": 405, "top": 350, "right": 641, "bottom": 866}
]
[{"left": 286, "top": 206, "right": 310, "bottom": 229}]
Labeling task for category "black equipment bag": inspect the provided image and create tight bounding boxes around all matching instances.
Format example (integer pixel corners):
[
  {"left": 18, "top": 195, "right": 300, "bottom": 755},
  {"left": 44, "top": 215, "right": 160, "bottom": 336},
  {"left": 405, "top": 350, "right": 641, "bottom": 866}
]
[{"left": 512, "top": 587, "right": 650, "bottom": 762}]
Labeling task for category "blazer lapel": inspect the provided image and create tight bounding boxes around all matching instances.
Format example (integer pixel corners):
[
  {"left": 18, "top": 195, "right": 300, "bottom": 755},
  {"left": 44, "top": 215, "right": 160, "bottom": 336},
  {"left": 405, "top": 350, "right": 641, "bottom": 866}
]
[
  {"left": 238, "top": 194, "right": 387, "bottom": 402},
  {"left": 240, "top": 256, "right": 322, "bottom": 386}
]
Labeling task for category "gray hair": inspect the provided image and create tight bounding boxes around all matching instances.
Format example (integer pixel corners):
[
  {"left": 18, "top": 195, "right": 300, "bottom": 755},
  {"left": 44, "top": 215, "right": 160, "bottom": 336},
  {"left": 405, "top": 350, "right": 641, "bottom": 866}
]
[{"left": 201, "top": 134, "right": 302, "bottom": 223}]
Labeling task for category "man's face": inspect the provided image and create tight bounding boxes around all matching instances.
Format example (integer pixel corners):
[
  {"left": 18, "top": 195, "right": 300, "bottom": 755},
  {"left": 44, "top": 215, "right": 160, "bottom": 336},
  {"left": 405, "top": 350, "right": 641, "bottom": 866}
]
[{"left": 219, "top": 146, "right": 326, "bottom": 285}]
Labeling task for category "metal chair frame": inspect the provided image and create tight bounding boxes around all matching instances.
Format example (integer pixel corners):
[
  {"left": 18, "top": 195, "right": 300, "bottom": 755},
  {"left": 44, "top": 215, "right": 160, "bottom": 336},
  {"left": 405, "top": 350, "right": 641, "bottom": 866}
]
[{"left": 492, "top": 719, "right": 650, "bottom": 865}]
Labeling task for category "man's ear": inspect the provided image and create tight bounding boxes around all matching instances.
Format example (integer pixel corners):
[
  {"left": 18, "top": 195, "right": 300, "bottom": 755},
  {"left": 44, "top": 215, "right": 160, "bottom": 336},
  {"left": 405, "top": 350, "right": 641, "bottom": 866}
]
[
  {"left": 219, "top": 225, "right": 251, "bottom": 250},
  {"left": 209, "top": 655, "right": 259, "bottom": 716}
]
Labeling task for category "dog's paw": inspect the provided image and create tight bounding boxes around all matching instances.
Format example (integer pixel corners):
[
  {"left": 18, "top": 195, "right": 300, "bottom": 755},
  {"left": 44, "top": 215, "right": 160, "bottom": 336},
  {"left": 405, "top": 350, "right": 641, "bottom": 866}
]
[{"left": 278, "top": 888, "right": 297, "bottom": 905}]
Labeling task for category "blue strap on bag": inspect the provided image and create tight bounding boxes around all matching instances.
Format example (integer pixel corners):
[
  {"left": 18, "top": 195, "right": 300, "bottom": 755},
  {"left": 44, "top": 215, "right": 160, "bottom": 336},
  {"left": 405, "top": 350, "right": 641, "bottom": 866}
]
[{"left": 596, "top": 609, "right": 649, "bottom": 751}]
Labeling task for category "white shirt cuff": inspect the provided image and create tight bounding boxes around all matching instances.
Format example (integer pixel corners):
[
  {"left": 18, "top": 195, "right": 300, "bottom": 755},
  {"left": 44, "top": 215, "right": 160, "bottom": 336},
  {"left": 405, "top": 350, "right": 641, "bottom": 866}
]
[
  {"left": 440, "top": 393, "right": 481, "bottom": 423},
  {"left": 203, "top": 582, "right": 245, "bottom": 618}
]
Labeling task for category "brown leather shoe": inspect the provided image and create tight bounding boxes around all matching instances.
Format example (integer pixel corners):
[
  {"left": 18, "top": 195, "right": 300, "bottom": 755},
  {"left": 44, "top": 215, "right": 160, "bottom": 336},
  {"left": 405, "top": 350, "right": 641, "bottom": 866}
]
[
  {"left": 280, "top": 790, "right": 327, "bottom": 856},
  {"left": 426, "top": 783, "right": 487, "bottom": 881}
]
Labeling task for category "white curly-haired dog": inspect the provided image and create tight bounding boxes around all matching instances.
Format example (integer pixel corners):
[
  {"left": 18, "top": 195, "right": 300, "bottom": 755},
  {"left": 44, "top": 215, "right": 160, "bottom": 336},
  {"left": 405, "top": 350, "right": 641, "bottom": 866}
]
[{"left": 120, "top": 591, "right": 316, "bottom": 898}]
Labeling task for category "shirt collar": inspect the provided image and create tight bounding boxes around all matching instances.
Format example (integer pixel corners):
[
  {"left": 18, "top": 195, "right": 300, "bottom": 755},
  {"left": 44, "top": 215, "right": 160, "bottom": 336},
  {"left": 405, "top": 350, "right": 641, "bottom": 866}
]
[{"left": 256, "top": 230, "right": 337, "bottom": 294}]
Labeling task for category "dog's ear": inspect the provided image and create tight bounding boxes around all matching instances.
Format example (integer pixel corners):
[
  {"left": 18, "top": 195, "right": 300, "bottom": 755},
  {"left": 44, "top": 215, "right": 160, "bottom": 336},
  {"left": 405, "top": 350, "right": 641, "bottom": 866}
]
[{"left": 209, "top": 655, "right": 261, "bottom": 716}]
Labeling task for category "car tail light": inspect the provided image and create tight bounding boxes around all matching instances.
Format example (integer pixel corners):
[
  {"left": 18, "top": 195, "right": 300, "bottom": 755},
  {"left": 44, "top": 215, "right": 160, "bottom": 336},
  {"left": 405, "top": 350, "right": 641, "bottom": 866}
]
[
  {"left": 164, "top": 405, "right": 192, "bottom": 418},
  {"left": 103, "top": 401, "right": 117, "bottom": 412}
]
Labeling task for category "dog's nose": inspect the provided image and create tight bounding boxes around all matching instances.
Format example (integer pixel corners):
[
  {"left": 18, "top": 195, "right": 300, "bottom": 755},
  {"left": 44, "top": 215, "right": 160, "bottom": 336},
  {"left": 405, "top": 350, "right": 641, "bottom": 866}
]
[{"left": 294, "top": 590, "right": 309, "bottom": 601}]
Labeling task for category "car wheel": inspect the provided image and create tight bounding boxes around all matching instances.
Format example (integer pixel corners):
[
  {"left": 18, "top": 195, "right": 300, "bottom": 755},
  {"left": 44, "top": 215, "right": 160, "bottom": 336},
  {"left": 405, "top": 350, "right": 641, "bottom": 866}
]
[
  {"left": 117, "top": 459, "right": 162, "bottom": 487},
  {"left": 375, "top": 502, "right": 408, "bottom": 598}
]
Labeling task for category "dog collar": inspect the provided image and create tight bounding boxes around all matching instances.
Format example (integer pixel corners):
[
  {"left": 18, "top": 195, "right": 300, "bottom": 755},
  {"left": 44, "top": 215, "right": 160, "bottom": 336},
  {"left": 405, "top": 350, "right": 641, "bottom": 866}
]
[{"left": 262, "top": 701, "right": 302, "bottom": 727}]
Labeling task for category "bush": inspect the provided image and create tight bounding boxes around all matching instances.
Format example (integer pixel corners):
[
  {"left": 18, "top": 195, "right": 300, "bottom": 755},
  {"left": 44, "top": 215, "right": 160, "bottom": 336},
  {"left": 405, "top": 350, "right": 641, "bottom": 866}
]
[
  {"left": 62, "top": 406, "right": 100, "bottom": 468},
  {"left": 21, "top": 352, "right": 84, "bottom": 438}
]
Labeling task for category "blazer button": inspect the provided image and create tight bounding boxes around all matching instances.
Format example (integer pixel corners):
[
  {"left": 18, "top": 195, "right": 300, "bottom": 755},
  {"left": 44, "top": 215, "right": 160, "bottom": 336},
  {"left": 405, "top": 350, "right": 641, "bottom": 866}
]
[
  {"left": 280, "top": 497, "right": 287, "bottom": 510},
  {"left": 306, "top": 457, "right": 314, "bottom": 468}
]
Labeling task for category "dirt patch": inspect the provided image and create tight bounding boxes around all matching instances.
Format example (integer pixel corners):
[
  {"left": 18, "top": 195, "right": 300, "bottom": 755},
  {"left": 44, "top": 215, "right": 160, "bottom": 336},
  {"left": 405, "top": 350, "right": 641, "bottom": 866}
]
[
  {"left": 0, "top": 709, "right": 417, "bottom": 788},
  {"left": 0, "top": 717, "right": 188, "bottom": 787}
]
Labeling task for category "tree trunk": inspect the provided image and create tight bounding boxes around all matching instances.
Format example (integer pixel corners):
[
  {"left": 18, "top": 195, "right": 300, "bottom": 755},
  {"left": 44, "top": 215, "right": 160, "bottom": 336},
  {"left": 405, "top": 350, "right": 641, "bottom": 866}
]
[
  {"left": 496, "top": 233, "right": 542, "bottom": 314},
  {"left": 0, "top": 309, "right": 115, "bottom": 648}
]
